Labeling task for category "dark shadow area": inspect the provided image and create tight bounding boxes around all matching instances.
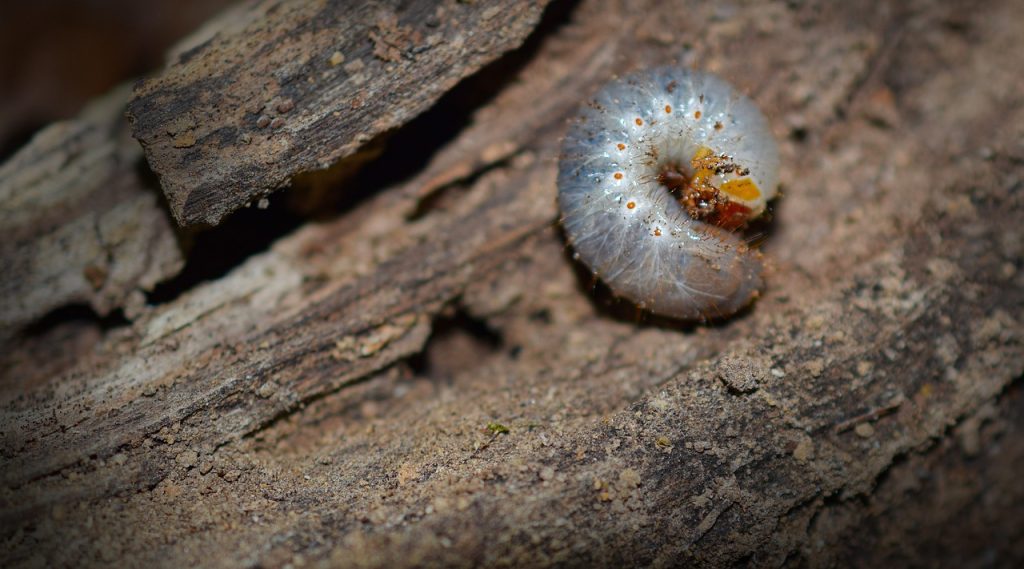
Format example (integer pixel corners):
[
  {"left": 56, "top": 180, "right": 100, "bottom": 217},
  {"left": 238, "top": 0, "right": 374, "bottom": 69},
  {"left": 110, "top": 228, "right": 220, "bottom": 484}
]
[
  {"left": 18, "top": 303, "right": 129, "bottom": 338},
  {"left": 147, "top": 0, "right": 580, "bottom": 305},
  {"left": 408, "top": 307, "right": 504, "bottom": 382},
  {"left": 1, "top": 304, "right": 129, "bottom": 393},
  {"left": 0, "top": 0, "right": 235, "bottom": 161},
  {"left": 293, "top": 0, "right": 581, "bottom": 221},
  {"left": 145, "top": 194, "right": 306, "bottom": 305}
]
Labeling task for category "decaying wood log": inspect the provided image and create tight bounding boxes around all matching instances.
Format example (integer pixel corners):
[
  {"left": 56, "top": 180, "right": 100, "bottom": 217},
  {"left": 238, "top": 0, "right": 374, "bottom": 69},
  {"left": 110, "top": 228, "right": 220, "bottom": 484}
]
[
  {"left": 2, "top": 0, "right": 1023, "bottom": 567},
  {"left": 127, "top": 0, "right": 550, "bottom": 227},
  {"left": 0, "top": 86, "right": 184, "bottom": 343}
]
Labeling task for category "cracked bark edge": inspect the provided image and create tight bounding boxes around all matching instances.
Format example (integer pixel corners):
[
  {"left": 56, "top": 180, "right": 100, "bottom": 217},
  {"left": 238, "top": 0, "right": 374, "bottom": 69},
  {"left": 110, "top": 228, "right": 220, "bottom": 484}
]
[
  {"left": 0, "top": 85, "right": 184, "bottom": 342},
  {"left": 126, "top": 0, "right": 551, "bottom": 227},
  {"left": 0, "top": 158, "right": 555, "bottom": 493}
]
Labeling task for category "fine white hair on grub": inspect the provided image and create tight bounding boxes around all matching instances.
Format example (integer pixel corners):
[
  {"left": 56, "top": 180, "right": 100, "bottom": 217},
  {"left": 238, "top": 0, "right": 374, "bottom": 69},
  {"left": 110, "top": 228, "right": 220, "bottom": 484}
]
[{"left": 557, "top": 67, "right": 780, "bottom": 320}]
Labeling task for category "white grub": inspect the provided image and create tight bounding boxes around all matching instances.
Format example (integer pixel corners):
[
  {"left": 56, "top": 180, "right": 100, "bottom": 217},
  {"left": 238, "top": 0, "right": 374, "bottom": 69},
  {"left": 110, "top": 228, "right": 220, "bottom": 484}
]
[{"left": 557, "top": 68, "right": 780, "bottom": 320}]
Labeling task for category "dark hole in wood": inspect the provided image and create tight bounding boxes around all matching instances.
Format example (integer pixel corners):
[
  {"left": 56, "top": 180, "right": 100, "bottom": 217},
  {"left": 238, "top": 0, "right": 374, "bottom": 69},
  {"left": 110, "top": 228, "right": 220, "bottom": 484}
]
[
  {"left": 17, "top": 303, "right": 129, "bottom": 339},
  {"left": 403, "top": 0, "right": 580, "bottom": 221},
  {"left": 3, "top": 304, "right": 130, "bottom": 391},
  {"left": 408, "top": 308, "right": 503, "bottom": 381},
  {"left": 145, "top": 194, "right": 304, "bottom": 305}
]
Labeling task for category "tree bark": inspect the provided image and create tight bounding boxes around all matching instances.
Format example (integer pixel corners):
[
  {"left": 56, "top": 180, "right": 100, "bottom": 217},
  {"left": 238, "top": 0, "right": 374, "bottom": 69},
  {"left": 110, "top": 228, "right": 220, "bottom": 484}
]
[
  {"left": 0, "top": 85, "right": 183, "bottom": 344},
  {"left": 127, "top": 0, "right": 550, "bottom": 227},
  {"left": 1, "top": 0, "right": 1022, "bottom": 567}
]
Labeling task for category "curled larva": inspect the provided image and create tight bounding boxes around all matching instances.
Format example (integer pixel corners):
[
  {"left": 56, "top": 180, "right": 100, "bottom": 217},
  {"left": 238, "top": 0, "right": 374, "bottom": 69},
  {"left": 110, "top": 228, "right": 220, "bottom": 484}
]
[{"left": 557, "top": 67, "right": 780, "bottom": 320}]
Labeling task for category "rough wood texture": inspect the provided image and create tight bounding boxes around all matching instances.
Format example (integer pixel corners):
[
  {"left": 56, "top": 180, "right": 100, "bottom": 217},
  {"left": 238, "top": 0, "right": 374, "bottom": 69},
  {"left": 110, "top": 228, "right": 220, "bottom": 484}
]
[
  {"left": 127, "top": 0, "right": 550, "bottom": 227},
  {"left": 2, "top": 0, "right": 1023, "bottom": 567},
  {"left": 0, "top": 85, "right": 184, "bottom": 343}
]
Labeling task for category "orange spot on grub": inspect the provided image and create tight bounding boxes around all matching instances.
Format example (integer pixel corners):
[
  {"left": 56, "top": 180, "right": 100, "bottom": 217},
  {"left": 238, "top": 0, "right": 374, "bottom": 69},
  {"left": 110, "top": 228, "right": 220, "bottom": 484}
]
[
  {"left": 614, "top": 172, "right": 623, "bottom": 180},
  {"left": 617, "top": 143, "right": 626, "bottom": 150},
  {"left": 635, "top": 118, "right": 643, "bottom": 126},
  {"left": 664, "top": 105, "right": 672, "bottom": 114},
  {"left": 626, "top": 201, "right": 636, "bottom": 209},
  {"left": 654, "top": 228, "right": 662, "bottom": 236},
  {"left": 694, "top": 110, "right": 702, "bottom": 119},
  {"left": 720, "top": 178, "right": 761, "bottom": 201}
]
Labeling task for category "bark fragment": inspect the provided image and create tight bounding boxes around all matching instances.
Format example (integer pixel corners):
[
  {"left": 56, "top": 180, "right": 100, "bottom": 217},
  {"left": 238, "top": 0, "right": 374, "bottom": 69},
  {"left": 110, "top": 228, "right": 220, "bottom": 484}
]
[{"left": 127, "top": 0, "right": 551, "bottom": 227}]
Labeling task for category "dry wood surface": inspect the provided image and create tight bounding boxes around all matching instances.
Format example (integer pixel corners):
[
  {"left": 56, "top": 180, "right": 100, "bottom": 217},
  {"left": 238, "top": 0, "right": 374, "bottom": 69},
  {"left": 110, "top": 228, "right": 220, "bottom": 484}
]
[
  {"left": 0, "top": 86, "right": 183, "bottom": 345},
  {"left": 128, "top": 0, "right": 550, "bottom": 227},
  {"left": 1, "top": 0, "right": 1023, "bottom": 567}
]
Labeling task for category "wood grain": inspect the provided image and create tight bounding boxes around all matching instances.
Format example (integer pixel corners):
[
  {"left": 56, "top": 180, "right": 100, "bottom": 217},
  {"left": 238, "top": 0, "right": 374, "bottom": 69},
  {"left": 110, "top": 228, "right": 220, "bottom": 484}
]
[
  {"left": 127, "top": 0, "right": 551, "bottom": 227},
  {"left": 2, "top": 0, "right": 1022, "bottom": 567},
  {"left": 0, "top": 86, "right": 183, "bottom": 343}
]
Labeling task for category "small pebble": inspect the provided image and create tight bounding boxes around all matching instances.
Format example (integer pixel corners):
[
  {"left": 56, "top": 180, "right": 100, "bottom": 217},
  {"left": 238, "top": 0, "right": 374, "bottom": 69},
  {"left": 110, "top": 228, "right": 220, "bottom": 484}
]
[
  {"left": 792, "top": 439, "right": 813, "bottom": 461},
  {"left": 618, "top": 468, "right": 641, "bottom": 489},
  {"left": 854, "top": 423, "right": 875, "bottom": 438},
  {"left": 176, "top": 450, "right": 199, "bottom": 469}
]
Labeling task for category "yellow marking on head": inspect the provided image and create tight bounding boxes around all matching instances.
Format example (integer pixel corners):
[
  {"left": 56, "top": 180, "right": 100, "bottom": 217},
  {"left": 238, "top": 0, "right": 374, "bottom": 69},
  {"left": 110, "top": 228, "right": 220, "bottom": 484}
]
[
  {"left": 690, "top": 146, "right": 716, "bottom": 185},
  {"left": 692, "top": 146, "right": 714, "bottom": 160},
  {"left": 720, "top": 178, "right": 761, "bottom": 201}
]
